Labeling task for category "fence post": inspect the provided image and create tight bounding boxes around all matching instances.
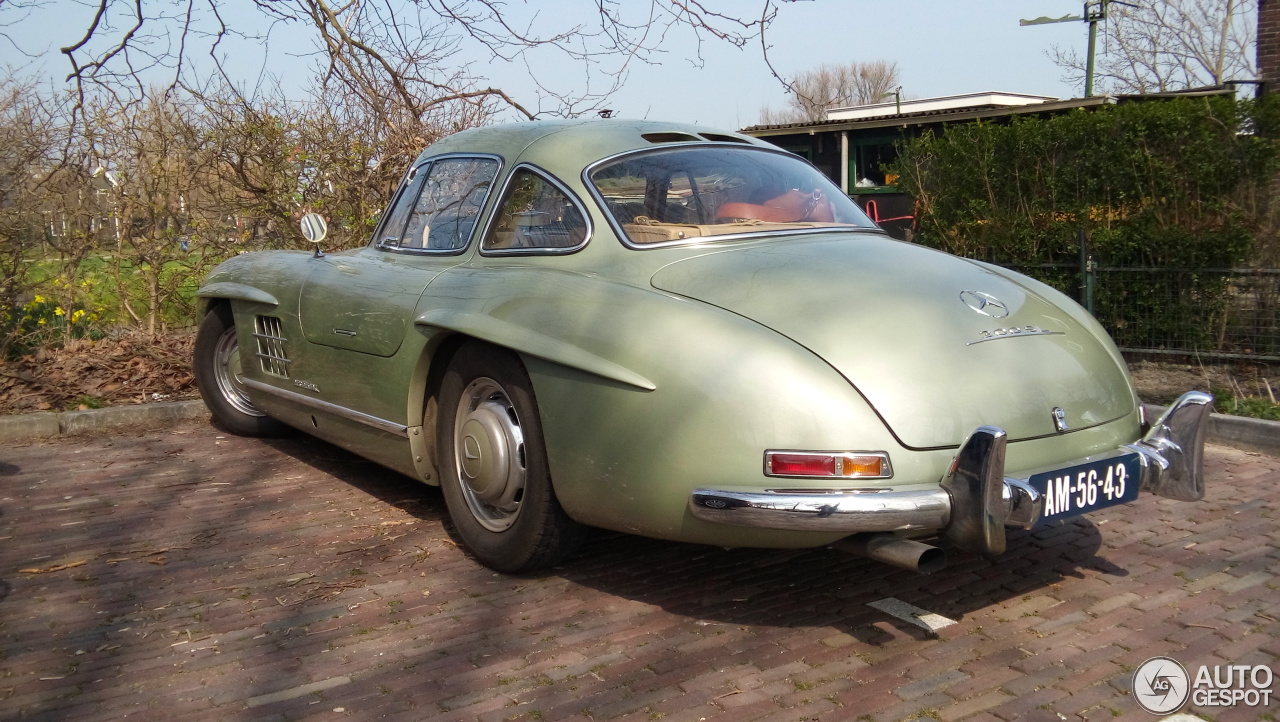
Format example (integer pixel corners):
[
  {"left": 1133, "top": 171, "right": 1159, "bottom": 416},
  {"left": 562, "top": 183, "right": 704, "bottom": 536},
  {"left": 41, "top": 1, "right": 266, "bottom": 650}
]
[{"left": 1078, "top": 226, "right": 1097, "bottom": 315}]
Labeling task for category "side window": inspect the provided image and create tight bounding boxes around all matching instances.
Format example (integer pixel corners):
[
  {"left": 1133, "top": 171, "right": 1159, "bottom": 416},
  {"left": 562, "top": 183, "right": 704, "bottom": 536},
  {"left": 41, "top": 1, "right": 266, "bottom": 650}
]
[
  {"left": 399, "top": 157, "right": 499, "bottom": 251},
  {"left": 374, "top": 166, "right": 427, "bottom": 248},
  {"left": 483, "top": 168, "right": 588, "bottom": 251}
]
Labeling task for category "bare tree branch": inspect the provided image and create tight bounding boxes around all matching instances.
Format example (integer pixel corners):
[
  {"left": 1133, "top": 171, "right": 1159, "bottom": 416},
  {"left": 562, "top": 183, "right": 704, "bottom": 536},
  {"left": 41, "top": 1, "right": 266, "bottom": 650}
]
[
  {"left": 1050, "top": 0, "right": 1255, "bottom": 94},
  {"left": 759, "top": 59, "right": 901, "bottom": 124}
]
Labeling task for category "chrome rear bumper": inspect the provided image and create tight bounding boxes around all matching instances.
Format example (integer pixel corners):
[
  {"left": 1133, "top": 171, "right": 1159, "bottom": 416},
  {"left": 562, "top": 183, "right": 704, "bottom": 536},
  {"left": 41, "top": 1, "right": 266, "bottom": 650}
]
[{"left": 689, "top": 391, "right": 1214, "bottom": 556}]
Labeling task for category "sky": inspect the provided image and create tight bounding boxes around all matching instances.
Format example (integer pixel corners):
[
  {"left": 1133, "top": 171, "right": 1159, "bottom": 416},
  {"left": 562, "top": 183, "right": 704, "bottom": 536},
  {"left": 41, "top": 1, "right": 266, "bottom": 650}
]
[
  {"left": 0, "top": 1, "right": 1127, "bottom": 132},
  {"left": 632, "top": 0, "right": 1088, "bottom": 128}
]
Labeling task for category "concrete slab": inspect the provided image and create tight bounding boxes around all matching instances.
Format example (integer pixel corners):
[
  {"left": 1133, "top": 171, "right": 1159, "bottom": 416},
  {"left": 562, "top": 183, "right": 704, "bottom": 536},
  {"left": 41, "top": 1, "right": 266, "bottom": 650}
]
[
  {"left": 0, "top": 411, "right": 59, "bottom": 443},
  {"left": 58, "top": 399, "right": 207, "bottom": 436},
  {"left": 0, "top": 400, "right": 207, "bottom": 444}
]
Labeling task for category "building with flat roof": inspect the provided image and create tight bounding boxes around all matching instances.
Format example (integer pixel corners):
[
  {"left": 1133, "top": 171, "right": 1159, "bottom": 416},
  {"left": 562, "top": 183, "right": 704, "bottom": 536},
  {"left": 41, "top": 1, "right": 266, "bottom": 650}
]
[{"left": 739, "top": 87, "right": 1234, "bottom": 239}]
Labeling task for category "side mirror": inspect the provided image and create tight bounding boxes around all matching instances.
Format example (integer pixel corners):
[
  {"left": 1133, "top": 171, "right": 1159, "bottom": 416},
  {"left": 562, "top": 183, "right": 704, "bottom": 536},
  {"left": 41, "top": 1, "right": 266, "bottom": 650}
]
[{"left": 300, "top": 213, "right": 328, "bottom": 257}]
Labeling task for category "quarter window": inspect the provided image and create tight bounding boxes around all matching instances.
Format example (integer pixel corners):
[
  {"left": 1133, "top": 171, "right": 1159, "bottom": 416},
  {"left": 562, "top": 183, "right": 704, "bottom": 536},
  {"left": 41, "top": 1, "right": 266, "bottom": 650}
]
[
  {"left": 483, "top": 168, "right": 588, "bottom": 251},
  {"left": 390, "top": 157, "right": 498, "bottom": 251}
]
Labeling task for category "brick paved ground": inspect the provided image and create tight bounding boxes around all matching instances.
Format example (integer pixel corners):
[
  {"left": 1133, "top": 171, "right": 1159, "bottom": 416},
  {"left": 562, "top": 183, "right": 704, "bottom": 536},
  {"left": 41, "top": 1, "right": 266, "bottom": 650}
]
[{"left": 0, "top": 422, "right": 1277, "bottom": 721}]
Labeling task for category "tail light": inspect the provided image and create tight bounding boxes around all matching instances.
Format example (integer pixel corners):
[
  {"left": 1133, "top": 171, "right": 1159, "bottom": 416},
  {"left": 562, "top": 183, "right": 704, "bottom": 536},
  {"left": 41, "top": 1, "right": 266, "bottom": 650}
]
[{"left": 765, "top": 450, "right": 893, "bottom": 479}]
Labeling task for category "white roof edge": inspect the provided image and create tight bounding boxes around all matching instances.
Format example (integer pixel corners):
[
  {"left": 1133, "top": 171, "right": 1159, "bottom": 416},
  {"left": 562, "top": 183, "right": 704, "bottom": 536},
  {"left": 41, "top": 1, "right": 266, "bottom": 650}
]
[{"left": 827, "top": 91, "right": 1062, "bottom": 121}]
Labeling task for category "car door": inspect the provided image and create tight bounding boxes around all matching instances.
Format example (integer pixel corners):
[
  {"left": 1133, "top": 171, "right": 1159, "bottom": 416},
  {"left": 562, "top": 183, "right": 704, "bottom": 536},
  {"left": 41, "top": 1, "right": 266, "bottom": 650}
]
[{"left": 297, "top": 155, "right": 501, "bottom": 357}]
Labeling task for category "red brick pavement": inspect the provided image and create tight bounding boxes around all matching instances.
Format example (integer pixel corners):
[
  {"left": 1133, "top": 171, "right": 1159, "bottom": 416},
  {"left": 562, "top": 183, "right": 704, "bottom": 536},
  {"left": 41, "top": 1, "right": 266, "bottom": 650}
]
[{"left": 0, "top": 423, "right": 1276, "bottom": 721}]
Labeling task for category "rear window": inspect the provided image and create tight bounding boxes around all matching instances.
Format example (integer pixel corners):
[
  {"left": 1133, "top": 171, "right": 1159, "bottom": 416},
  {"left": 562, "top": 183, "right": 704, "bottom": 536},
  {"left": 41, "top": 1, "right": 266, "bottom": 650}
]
[{"left": 588, "top": 146, "right": 877, "bottom": 247}]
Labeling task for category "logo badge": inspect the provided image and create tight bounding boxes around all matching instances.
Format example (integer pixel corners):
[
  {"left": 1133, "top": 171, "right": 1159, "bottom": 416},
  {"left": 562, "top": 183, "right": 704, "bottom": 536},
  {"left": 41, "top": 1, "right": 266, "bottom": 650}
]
[
  {"left": 959, "top": 290, "right": 1009, "bottom": 318},
  {"left": 1051, "top": 407, "right": 1069, "bottom": 433},
  {"left": 1133, "top": 656, "right": 1190, "bottom": 714}
]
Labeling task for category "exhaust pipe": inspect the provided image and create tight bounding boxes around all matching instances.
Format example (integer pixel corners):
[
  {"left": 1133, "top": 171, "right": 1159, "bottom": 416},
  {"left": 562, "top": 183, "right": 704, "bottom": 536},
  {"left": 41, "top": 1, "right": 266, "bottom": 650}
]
[{"left": 832, "top": 532, "right": 947, "bottom": 574}]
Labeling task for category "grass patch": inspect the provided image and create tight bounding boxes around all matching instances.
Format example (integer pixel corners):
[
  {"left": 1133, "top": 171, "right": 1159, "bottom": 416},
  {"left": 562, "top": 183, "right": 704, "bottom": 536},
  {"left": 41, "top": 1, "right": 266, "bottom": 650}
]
[{"left": 1211, "top": 386, "right": 1280, "bottom": 421}]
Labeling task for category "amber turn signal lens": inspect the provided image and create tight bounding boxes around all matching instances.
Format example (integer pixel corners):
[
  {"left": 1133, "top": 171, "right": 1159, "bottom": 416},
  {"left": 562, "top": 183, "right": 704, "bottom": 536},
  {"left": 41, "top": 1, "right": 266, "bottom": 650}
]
[{"left": 840, "top": 455, "right": 884, "bottom": 477}]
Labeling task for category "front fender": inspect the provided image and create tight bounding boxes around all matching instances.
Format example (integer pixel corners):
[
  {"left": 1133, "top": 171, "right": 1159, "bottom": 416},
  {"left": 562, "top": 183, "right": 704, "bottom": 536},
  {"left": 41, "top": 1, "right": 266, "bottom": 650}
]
[
  {"left": 196, "top": 281, "right": 279, "bottom": 308},
  {"left": 196, "top": 251, "right": 314, "bottom": 311}
]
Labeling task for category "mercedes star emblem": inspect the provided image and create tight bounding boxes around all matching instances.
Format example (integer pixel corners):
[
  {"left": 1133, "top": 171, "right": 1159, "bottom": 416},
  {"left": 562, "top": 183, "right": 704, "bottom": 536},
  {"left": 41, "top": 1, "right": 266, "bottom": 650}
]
[{"left": 960, "top": 290, "right": 1010, "bottom": 318}]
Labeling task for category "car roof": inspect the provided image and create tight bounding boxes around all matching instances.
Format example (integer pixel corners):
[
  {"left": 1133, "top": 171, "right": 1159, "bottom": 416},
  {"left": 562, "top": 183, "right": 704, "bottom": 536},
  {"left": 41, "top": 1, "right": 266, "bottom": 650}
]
[{"left": 413, "top": 119, "right": 774, "bottom": 169}]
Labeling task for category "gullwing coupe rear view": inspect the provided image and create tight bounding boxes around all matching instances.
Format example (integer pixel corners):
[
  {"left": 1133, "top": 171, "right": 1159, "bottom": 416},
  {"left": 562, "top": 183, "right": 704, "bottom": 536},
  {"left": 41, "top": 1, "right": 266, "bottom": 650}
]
[{"left": 194, "top": 119, "right": 1212, "bottom": 573}]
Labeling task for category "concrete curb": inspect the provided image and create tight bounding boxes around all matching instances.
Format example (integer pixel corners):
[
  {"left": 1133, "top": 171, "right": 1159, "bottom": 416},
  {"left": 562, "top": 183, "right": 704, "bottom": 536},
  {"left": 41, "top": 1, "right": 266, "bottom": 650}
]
[
  {"left": 0, "top": 399, "right": 208, "bottom": 444},
  {"left": 1143, "top": 403, "right": 1280, "bottom": 456}
]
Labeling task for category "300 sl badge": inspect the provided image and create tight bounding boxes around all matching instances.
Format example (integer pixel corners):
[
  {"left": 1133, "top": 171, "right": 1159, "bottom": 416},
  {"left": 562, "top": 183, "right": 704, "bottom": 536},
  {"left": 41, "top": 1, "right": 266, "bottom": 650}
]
[
  {"left": 293, "top": 379, "right": 320, "bottom": 393},
  {"left": 968, "top": 325, "right": 1065, "bottom": 345}
]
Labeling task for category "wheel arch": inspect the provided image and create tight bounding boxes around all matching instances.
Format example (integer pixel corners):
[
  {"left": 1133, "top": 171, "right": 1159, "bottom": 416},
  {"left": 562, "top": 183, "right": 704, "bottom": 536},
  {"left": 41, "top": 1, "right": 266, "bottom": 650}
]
[
  {"left": 199, "top": 296, "right": 228, "bottom": 316},
  {"left": 409, "top": 331, "right": 495, "bottom": 486}
]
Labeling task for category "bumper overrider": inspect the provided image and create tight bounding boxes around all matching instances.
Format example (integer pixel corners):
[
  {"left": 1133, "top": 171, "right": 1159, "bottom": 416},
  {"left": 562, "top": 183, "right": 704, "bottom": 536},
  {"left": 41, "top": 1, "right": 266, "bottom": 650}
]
[{"left": 689, "top": 391, "right": 1214, "bottom": 564}]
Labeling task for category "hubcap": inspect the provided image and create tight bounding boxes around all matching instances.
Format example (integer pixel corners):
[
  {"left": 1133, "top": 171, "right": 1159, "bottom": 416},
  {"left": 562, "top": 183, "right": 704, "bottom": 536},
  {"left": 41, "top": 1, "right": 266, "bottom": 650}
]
[
  {"left": 453, "top": 377, "right": 526, "bottom": 532},
  {"left": 213, "top": 326, "right": 265, "bottom": 417}
]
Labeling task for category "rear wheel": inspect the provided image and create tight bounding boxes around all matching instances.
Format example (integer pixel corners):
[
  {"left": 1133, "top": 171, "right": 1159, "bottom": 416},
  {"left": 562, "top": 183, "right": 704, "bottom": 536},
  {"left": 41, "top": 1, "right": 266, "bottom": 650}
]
[
  {"left": 438, "top": 342, "right": 585, "bottom": 572},
  {"left": 194, "top": 304, "right": 289, "bottom": 437}
]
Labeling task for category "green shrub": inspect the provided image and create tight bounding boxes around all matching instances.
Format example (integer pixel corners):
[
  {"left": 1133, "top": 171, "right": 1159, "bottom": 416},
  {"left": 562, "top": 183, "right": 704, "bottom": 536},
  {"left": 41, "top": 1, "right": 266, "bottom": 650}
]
[{"left": 891, "top": 94, "right": 1280, "bottom": 356}]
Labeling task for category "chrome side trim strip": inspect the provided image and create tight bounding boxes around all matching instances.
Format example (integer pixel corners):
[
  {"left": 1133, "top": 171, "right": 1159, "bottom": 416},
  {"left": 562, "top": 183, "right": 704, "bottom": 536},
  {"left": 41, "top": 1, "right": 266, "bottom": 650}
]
[{"left": 242, "top": 378, "right": 409, "bottom": 438}]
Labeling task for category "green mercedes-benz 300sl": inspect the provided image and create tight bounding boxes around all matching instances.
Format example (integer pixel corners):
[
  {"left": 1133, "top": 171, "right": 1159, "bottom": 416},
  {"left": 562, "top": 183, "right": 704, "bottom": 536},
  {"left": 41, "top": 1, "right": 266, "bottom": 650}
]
[{"left": 194, "top": 119, "right": 1213, "bottom": 574}]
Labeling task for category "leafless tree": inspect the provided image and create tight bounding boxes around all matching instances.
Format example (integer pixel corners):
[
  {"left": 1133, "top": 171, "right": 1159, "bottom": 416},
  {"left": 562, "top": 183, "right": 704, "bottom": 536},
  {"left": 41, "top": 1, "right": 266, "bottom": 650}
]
[
  {"left": 0, "top": 80, "right": 74, "bottom": 345},
  {"left": 0, "top": 0, "right": 789, "bottom": 124},
  {"left": 758, "top": 60, "right": 900, "bottom": 124},
  {"left": 1050, "top": 0, "right": 1256, "bottom": 94},
  {"left": 84, "top": 93, "right": 218, "bottom": 333},
  {"left": 190, "top": 77, "right": 490, "bottom": 251}
]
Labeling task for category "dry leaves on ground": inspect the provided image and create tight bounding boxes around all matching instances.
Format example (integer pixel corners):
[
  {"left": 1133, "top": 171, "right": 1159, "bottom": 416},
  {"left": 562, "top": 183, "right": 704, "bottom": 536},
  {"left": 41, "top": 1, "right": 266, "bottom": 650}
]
[{"left": 0, "top": 331, "right": 198, "bottom": 414}]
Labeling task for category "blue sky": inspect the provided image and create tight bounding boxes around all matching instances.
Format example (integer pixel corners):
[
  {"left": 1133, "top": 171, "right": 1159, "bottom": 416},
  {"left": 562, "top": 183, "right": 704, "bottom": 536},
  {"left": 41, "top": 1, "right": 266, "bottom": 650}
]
[{"left": 2, "top": 1, "right": 1129, "bottom": 131}]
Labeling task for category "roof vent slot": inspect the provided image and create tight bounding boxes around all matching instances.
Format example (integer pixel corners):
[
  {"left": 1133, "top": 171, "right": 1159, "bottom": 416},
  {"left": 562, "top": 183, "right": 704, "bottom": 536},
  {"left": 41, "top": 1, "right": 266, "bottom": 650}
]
[
  {"left": 641, "top": 132, "right": 702, "bottom": 144},
  {"left": 699, "top": 133, "right": 751, "bottom": 144}
]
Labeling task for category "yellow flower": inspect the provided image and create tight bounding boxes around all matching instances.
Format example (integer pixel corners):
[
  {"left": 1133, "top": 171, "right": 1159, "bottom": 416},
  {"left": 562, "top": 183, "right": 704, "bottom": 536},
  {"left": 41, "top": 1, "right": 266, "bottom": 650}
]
[
  {"left": 54, "top": 307, "right": 65, "bottom": 316},
  {"left": 71, "top": 309, "right": 85, "bottom": 322},
  {"left": 37, "top": 318, "right": 46, "bottom": 326},
  {"left": 33, "top": 295, "right": 45, "bottom": 304}
]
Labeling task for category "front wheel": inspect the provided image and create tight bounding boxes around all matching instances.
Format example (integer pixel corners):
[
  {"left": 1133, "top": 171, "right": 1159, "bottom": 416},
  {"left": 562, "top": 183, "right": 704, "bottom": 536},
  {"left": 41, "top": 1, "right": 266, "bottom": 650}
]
[
  {"left": 193, "top": 304, "right": 289, "bottom": 437},
  {"left": 438, "top": 342, "right": 585, "bottom": 572}
]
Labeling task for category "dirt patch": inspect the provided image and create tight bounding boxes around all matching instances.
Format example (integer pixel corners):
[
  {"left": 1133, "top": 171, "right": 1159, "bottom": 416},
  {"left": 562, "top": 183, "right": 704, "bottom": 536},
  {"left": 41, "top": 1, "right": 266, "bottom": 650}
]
[
  {"left": 1129, "top": 358, "right": 1279, "bottom": 405},
  {"left": 0, "top": 330, "right": 198, "bottom": 414}
]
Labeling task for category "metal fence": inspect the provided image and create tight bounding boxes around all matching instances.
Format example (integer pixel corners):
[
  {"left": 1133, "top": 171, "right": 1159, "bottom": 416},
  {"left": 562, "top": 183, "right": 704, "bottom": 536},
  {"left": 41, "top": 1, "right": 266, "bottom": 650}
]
[{"left": 1002, "top": 264, "right": 1280, "bottom": 363}]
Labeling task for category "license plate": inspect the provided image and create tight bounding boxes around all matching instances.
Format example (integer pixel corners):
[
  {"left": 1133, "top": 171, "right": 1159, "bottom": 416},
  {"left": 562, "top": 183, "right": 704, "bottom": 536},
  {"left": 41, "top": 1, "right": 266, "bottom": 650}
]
[{"left": 1029, "top": 453, "right": 1141, "bottom": 526}]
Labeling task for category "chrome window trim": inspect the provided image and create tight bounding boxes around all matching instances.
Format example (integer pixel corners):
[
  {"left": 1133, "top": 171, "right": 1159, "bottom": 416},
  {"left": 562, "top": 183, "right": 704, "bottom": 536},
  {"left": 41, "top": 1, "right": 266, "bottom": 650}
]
[
  {"left": 478, "top": 163, "right": 593, "bottom": 257},
  {"left": 369, "top": 161, "right": 429, "bottom": 249},
  {"left": 242, "top": 378, "right": 409, "bottom": 438},
  {"left": 374, "top": 153, "right": 504, "bottom": 257},
  {"left": 581, "top": 143, "right": 879, "bottom": 251}
]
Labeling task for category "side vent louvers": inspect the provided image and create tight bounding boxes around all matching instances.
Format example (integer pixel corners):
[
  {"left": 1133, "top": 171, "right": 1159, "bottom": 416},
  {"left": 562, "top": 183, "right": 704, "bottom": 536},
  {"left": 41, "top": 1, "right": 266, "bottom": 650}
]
[{"left": 253, "top": 316, "right": 290, "bottom": 378}]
